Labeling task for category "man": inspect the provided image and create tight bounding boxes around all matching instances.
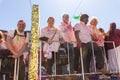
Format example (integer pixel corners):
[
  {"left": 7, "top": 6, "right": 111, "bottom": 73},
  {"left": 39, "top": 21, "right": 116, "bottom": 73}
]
[
  {"left": 40, "top": 17, "right": 63, "bottom": 75},
  {"left": 59, "top": 14, "right": 76, "bottom": 74},
  {"left": 6, "top": 20, "right": 29, "bottom": 80},
  {"left": 74, "top": 14, "right": 104, "bottom": 73}
]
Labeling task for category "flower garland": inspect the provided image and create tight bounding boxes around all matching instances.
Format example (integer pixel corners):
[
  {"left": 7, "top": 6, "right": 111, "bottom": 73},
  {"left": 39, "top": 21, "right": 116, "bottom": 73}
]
[{"left": 29, "top": 5, "right": 39, "bottom": 80}]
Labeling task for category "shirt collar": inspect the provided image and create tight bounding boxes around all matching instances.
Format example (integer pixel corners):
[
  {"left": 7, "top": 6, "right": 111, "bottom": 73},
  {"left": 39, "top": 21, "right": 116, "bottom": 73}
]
[
  {"left": 80, "top": 21, "right": 86, "bottom": 25},
  {"left": 17, "top": 29, "right": 24, "bottom": 35},
  {"left": 45, "top": 26, "right": 55, "bottom": 31},
  {"left": 61, "top": 22, "right": 68, "bottom": 26}
]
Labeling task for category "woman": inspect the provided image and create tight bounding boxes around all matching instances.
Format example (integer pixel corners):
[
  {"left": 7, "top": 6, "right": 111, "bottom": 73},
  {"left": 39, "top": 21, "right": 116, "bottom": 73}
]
[
  {"left": 40, "top": 17, "right": 63, "bottom": 75},
  {"left": 105, "top": 22, "right": 120, "bottom": 75},
  {"left": 89, "top": 17, "right": 106, "bottom": 72},
  {"left": 89, "top": 17, "right": 104, "bottom": 47}
]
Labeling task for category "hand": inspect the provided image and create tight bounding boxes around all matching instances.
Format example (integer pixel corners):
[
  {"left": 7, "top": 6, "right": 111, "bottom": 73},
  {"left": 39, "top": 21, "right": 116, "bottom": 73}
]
[
  {"left": 17, "top": 49, "right": 25, "bottom": 57},
  {"left": 67, "top": 22, "right": 72, "bottom": 28},
  {"left": 12, "top": 54, "right": 18, "bottom": 58},
  {"left": 47, "top": 39, "right": 52, "bottom": 44},
  {"left": 77, "top": 40, "right": 81, "bottom": 48},
  {"left": 11, "top": 50, "right": 18, "bottom": 56}
]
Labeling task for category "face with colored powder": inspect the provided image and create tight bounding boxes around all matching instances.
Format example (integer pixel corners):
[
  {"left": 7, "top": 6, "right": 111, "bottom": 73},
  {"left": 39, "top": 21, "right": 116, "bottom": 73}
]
[
  {"left": 47, "top": 17, "right": 55, "bottom": 28},
  {"left": 17, "top": 20, "right": 26, "bottom": 32}
]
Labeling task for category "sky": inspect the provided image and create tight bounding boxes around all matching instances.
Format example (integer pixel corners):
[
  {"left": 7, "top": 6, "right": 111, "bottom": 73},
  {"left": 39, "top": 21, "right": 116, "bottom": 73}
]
[{"left": 0, "top": 0, "right": 120, "bottom": 32}]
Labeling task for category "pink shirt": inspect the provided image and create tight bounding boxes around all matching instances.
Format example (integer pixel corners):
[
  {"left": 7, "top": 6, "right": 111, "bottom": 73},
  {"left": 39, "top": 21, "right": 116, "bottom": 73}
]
[
  {"left": 74, "top": 22, "right": 91, "bottom": 43},
  {"left": 89, "top": 26, "right": 104, "bottom": 46},
  {"left": 59, "top": 22, "right": 76, "bottom": 43}
]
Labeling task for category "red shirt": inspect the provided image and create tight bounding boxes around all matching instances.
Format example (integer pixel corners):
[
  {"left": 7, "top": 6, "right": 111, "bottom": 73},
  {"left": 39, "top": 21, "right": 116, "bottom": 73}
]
[{"left": 105, "top": 29, "right": 120, "bottom": 49}]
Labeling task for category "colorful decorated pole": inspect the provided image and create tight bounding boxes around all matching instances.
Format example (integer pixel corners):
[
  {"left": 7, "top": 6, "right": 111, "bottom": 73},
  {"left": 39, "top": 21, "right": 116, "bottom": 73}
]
[{"left": 29, "top": 5, "right": 39, "bottom": 80}]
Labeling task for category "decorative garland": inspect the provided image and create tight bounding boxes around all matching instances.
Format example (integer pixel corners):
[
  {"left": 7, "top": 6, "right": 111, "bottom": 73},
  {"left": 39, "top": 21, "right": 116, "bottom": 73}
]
[{"left": 29, "top": 5, "right": 39, "bottom": 80}]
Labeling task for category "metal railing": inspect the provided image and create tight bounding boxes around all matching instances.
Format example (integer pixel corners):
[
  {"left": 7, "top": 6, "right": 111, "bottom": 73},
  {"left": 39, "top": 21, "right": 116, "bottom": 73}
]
[{"left": 37, "top": 40, "right": 119, "bottom": 80}]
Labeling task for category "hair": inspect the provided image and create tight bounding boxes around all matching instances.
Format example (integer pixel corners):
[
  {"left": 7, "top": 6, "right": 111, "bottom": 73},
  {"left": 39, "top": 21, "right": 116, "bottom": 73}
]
[
  {"left": 62, "top": 14, "right": 69, "bottom": 19},
  {"left": 109, "top": 22, "right": 116, "bottom": 36},
  {"left": 17, "top": 20, "right": 26, "bottom": 27},
  {"left": 80, "top": 14, "right": 89, "bottom": 21},
  {"left": 90, "top": 17, "right": 98, "bottom": 24},
  {"left": 47, "top": 17, "right": 54, "bottom": 22},
  {"left": 98, "top": 28, "right": 104, "bottom": 33},
  {"left": 18, "top": 20, "right": 25, "bottom": 24}
]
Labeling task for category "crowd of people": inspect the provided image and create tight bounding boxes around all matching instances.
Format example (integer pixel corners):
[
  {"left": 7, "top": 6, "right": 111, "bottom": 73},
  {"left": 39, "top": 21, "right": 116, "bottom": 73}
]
[
  {"left": 0, "top": 13, "right": 120, "bottom": 80},
  {"left": 40, "top": 14, "right": 120, "bottom": 80}
]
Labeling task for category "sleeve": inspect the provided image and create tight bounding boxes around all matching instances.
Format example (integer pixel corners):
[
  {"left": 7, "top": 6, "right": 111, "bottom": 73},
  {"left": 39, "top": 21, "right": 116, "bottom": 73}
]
[
  {"left": 7, "top": 30, "right": 15, "bottom": 38},
  {"left": 39, "top": 28, "right": 41, "bottom": 38},
  {"left": 39, "top": 28, "right": 49, "bottom": 42},
  {"left": 25, "top": 33, "right": 30, "bottom": 43},
  {"left": 74, "top": 23, "right": 80, "bottom": 31},
  {"left": 40, "top": 28, "right": 45, "bottom": 37}
]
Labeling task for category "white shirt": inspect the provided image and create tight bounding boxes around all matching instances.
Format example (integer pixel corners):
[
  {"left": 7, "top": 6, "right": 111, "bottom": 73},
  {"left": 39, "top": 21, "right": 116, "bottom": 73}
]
[
  {"left": 74, "top": 22, "right": 92, "bottom": 43},
  {"left": 8, "top": 30, "right": 29, "bottom": 43},
  {"left": 40, "top": 26, "right": 62, "bottom": 52},
  {"left": 7, "top": 30, "right": 29, "bottom": 52},
  {"left": 59, "top": 22, "right": 76, "bottom": 43}
]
